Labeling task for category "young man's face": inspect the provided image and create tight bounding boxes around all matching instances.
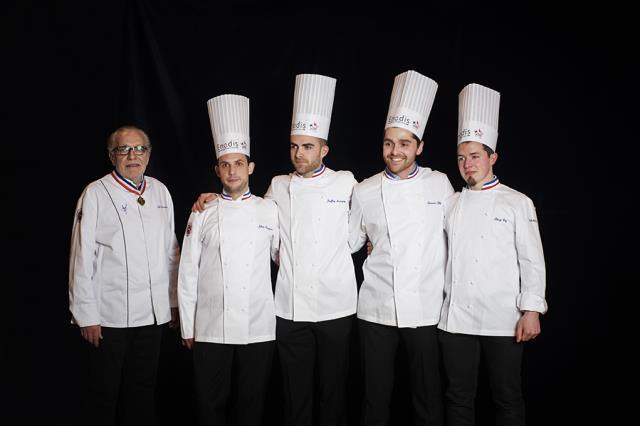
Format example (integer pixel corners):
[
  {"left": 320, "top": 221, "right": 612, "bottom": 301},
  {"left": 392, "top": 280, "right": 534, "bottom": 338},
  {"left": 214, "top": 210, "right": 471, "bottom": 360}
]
[
  {"left": 457, "top": 141, "right": 497, "bottom": 189},
  {"left": 109, "top": 129, "right": 151, "bottom": 184},
  {"left": 215, "top": 153, "right": 254, "bottom": 196},
  {"left": 382, "top": 127, "right": 424, "bottom": 177},
  {"left": 290, "top": 134, "right": 329, "bottom": 177}
]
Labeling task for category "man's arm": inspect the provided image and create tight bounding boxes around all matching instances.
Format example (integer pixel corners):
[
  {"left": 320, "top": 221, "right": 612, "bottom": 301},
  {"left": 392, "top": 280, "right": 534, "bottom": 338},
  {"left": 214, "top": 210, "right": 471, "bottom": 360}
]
[{"left": 69, "top": 186, "right": 102, "bottom": 345}]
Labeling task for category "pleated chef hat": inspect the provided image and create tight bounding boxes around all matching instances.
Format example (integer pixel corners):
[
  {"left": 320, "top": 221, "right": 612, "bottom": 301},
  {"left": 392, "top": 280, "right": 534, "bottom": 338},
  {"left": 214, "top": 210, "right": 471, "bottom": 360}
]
[
  {"left": 457, "top": 83, "right": 500, "bottom": 151},
  {"left": 384, "top": 70, "right": 438, "bottom": 140},
  {"left": 290, "top": 74, "right": 336, "bottom": 141},
  {"left": 207, "top": 94, "right": 250, "bottom": 158}
]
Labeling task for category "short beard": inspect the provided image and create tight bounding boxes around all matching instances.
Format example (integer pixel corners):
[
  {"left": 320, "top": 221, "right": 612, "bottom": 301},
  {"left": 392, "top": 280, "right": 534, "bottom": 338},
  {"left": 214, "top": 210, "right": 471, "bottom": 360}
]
[{"left": 466, "top": 176, "right": 477, "bottom": 187}]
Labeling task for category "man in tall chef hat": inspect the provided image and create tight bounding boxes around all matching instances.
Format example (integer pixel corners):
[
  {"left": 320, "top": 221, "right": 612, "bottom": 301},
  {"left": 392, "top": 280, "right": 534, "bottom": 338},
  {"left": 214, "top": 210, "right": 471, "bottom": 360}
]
[
  {"left": 68, "top": 125, "right": 180, "bottom": 426},
  {"left": 349, "top": 70, "right": 454, "bottom": 425},
  {"left": 193, "top": 74, "right": 358, "bottom": 426},
  {"left": 437, "top": 83, "right": 547, "bottom": 426},
  {"left": 178, "top": 94, "right": 279, "bottom": 426}
]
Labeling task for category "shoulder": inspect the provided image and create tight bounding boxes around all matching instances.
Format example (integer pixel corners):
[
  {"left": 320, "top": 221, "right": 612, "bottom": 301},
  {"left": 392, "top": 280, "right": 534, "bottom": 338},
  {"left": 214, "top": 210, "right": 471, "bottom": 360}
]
[
  {"left": 145, "top": 176, "right": 171, "bottom": 194},
  {"left": 270, "top": 174, "right": 292, "bottom": 187},
  {"left": 496, "top": 184, "right": 533, "bottom": 206}
]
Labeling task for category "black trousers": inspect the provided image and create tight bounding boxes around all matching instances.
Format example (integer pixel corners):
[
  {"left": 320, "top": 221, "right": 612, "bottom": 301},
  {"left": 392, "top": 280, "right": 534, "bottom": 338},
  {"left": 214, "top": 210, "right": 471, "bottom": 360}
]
[
  {"left": 193, "top": 340, "right": 274, "bottom": 426},
  {"left": 276, "top": 315, "right": 354, "bottom": 426},
  {"left": 84, "top": 324, "right": 163, "bottom": 426},
  {"left": 438, "top": 331, "right": 525, "bottom": 426},
  {"left": 358, "top": 319, "right": 443, "bottom": 426}
]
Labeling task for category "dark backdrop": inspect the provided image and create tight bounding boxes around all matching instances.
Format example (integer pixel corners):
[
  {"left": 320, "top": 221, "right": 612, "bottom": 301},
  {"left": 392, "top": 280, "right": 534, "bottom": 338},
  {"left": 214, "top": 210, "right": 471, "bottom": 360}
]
[{"left": 6, "top": 1, "right": 617, "bottom": 425}]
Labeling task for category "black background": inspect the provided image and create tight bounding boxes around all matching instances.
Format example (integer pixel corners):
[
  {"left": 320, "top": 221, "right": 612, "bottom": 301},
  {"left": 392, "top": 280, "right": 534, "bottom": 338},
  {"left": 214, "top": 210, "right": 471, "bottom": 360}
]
[{"left": 6, "top": 1, "right": 619, "bottom": 425}]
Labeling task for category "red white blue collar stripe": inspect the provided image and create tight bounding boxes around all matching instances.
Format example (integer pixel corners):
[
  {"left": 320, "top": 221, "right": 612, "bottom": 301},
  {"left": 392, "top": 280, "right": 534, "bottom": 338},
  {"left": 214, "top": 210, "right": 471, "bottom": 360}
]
[
  {"left": 220, "top": 189, "right": 252, "bottom": 201},
  {"left": 295, "top": 163, "right": 326, "bottom": 178},
  {"left": 481, "top": 176, "right": 499, "bottom": 190},
  {"left": 111, "top": 171, "right": 146, "bottom": 195},
  {"left": 384, "top": 163, "right": 419, "bottom": 180}
]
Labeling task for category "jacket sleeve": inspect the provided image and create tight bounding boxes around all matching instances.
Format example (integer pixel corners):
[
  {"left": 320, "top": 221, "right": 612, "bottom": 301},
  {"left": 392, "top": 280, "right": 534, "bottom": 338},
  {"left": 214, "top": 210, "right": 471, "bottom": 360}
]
[
  {"left": 68, "top": 186, "right": 100, "bottom": 327},
  {"left": 348, "top": 186, "right": 367, "bottom": 253},
  {"left": 515, "top": 196, "right": 548, "bottom": 314},
  {"left": 166, "top": 190, "right": 180, "bottom": 308},
  {"left": 178, "top": 211, "right": 204, "bottom": 339}
]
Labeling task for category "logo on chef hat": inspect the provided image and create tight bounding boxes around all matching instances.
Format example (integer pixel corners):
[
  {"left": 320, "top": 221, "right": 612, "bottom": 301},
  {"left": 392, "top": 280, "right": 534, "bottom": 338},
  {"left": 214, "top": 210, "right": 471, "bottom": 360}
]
[
  {"left": 310, "top": 122, "right": 318, "bottom": 131},
  {"left": 458, "top": 129, "right": 471, "bottom": 140},
  {"left": 412, "top": 120, "right": 420, "bottom": 130},
  {"left": 474, "top": 129, "right": 484, "bottom": 138}
]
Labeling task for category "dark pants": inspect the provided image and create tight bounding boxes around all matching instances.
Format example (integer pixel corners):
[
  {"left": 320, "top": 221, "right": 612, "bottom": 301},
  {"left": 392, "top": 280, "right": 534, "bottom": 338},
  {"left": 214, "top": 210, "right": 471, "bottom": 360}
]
[
  {"left": 193, "top": 340, "right": 274, "bottom": 426},
  {"left": 438, "top": 331, "right": 525, "bottom": 426},
  {"left": 358, "top": 319, "right": 443, "bottom": 426},
  {"left": 276, "top": 315, "right": 354, "bottom": 426},
  {"left": 84, "top": 324, "right": 163, "bottom": 426}
]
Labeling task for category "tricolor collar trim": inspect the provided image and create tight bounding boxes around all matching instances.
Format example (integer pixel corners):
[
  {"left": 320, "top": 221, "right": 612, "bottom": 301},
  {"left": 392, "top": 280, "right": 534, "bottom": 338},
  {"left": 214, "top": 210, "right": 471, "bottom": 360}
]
[
  {"left": 295, "top": 163, "right": 326, "bottom": 178},
  {"left": 220, "top": 189, "right": 252, "bottom": 201},
  {"left": 383, "top": 163, "right": 419, "bottom": 180},
  {"left": 480, "top": 176, "right": 499, "bottom": 190}
]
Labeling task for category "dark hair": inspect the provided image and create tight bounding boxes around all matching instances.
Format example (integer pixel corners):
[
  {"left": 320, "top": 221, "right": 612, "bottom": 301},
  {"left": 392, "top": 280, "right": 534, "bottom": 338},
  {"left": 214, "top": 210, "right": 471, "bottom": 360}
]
[
  {"left": 217, "top": 154, "right": 251, "bottom": 164},
  {"left": 383, "top": 128, "right": 421, "bottom": 145},
  {"left": 481, "top": 144, "right": 495, "bottom": 156}
]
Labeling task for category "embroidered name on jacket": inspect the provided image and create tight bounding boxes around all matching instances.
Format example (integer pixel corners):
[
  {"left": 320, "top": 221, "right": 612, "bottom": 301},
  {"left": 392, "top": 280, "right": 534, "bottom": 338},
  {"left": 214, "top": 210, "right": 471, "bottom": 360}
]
[
  {"left": 327, "top": 198, "right": 348, "bottom": 204},
  {"left": 426, "top": 200, "right": 442, "bottom": 205},
  {"left": 494, "top": 217, "right": 509, "bottom": 223},
  {"left": 258, "top": 224, "right": 273, "bottom": 231}
]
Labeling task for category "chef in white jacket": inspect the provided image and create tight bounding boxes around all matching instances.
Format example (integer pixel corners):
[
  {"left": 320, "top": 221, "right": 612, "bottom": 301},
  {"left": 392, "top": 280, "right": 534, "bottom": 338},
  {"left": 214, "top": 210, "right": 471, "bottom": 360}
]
[
  {"left": 349, "top": 70, "right": 453, "bottom": 426},
  {"left": 437, "top": 83, "right": 547, "bottom": 426},
  {"left": 178, "top": 94, "right": 279, "bottom": 426},
  {"left": 193, "top": 74, "right": 357, "bottom": 426},
  {"left": 267, "top": 74, "right": 357, "bottom": 426},
  {"left": 68, "top": 125, "right": 179, "bottom": 426}
]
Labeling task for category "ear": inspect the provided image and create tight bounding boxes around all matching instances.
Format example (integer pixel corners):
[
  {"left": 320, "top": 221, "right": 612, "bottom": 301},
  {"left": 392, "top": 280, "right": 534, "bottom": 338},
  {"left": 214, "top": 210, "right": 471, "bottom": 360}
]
[
  {"left": 248, "top": 162, "right": 255, "bottom": 175},
  {"left": 490, "top": 151, "right": 498, "bottom": 166},
  {"left": 214, "top": 165, "right": 221, "bottom": 178},
  {"left": 109, "top": 152, "right": 117, "bottom": 166},
  {"left": 320, "top": 143, "right": 329, "bottom": 159},
  {"left": 416, "top": 140, "right": 424, "bottom": 156}
]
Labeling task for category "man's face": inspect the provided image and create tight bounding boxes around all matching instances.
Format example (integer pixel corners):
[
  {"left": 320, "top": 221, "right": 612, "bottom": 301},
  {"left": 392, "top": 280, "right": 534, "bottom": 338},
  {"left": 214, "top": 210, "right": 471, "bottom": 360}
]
[
  {"left": 215, "top": 153, "right": 254, "bottom": 196},
  {"left": 457, "top": 141, "right": 497, "bottom": 189},
  {"left": 290, "top": 135, "right": 329, "bottom": 177},
  {"left": 109, "top": 129, "right": 151, "bottom": 184},
  {"left": 382, "top": 127, "right": 423, "bottom": 176}
]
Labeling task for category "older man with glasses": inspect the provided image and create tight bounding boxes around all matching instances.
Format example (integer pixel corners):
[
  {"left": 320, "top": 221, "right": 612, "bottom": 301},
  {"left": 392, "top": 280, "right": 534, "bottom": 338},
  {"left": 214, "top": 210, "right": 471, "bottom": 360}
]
[{"left": 68, "top": 125, "right": 180, "bottom": 426}]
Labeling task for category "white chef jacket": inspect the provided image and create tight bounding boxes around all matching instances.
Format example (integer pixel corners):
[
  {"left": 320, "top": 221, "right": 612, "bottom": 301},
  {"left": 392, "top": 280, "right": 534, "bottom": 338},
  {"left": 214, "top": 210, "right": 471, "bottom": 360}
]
[
  {"left": 69, "top": 173, "right": 179, "bottom": 328},
  {"left": 349, "top": 167, "right": 454, "bottom": 328},
  {"left": 438, "top": 182, "right": 547, "bottom": 336},
  {"left": 265, "top": 167, "right": 358, "bottom": 322},
  {"left": 178, "top": 194, "right": 279, "bottom": 344}
]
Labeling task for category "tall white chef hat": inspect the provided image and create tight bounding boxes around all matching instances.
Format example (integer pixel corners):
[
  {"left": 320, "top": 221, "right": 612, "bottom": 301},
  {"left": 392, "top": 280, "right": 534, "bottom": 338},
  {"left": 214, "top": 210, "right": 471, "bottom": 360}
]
[
  {"left": 457, "top": 83, "right": 500, "bottom": 151},
  {"left": 290, "top": 74, "right": 336, "bottom": 141},
  {"left": 207, "top": 94, "right": 250, "bottom": 158},
  {"left": 384, "top": 70, "right": 438, "bottom": 140}
]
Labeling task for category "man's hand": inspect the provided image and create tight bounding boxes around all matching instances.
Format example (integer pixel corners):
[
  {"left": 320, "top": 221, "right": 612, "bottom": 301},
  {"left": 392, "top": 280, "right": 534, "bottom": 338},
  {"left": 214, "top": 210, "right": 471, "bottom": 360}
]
[
  {"left": 366, "top": 240, "right": 373, "bottom": 256},
  {"left": 516, "top": 311, "right": 541, "bottom": 342},
  {"left": 169, "top": 307, "right": 179, "bottom": 329},
  {"left": 182, "top": 338, "right": 194, "bottom": 350},
  {"left": 192, "top": 193, "right": 218, "bottom": 213},
  {"left": 80, "top": 325, "right": 102, "bottom": 348}
]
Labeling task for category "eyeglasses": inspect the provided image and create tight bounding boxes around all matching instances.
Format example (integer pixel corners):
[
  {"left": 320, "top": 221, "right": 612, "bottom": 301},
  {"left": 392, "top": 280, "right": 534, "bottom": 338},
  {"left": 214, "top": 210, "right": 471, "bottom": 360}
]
[{"left": 111, "top": 145, "right": 151, "bottom": 156}]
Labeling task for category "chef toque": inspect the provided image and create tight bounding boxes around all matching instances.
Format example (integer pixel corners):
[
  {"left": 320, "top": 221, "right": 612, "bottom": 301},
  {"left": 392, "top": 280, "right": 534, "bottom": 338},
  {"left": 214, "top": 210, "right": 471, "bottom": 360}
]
[
  {"left": 207, "top": 94, "right": 250, "bottom": 158},
  {"left": 290, "top": 74, "right": 336, "bottom": 141},
  {"left": 457, "top": 83, "right": 500, "bottom": 151},
  {"left": 384, "top": 70, "right": 438, "bottom": 140}
]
